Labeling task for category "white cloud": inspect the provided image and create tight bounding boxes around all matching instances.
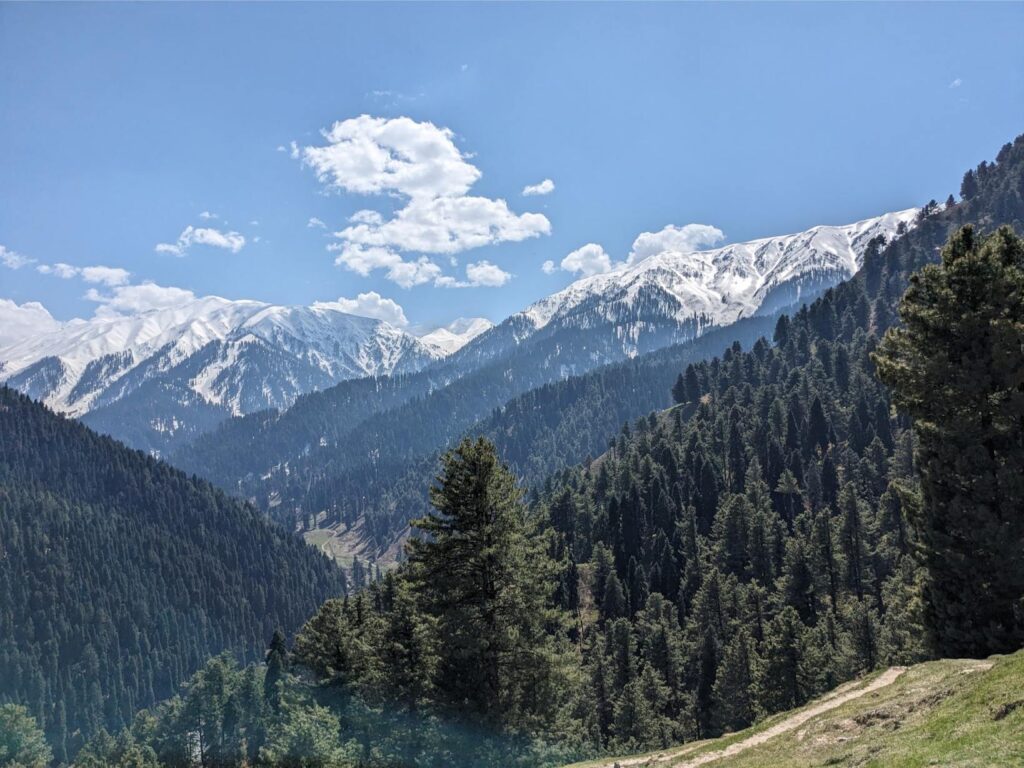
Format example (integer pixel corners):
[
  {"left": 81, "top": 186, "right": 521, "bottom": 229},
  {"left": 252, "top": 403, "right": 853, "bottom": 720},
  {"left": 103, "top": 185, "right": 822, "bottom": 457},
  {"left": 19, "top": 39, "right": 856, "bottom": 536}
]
[
  {"left": 302, "top": 115, "right": 481, "bottom": 199},
  {"left": 0, "top": 299, "right": 61, "bottom": 347},
  {"left": 349, "top": 209, "right": 383, "bottom": 226},
  {"left": 949, "top": 77, "right": 962, "bottom": 89},
  {"left": 308, "top": 217, "right": 327, "bottom": 229},
  {"left": 250, "top": 220, "right": 260, "bottom": 226},
  {"left": 387, "top": 257, "right": 444, "bottom": 288},
  {"left": 626, "top": 223, "right": 725, "bottom": 266},
  {"left": 277, "top": 145, "right": 288, "bottom": 153},
  {"left": 561, "top": 243, "right": 613, "bottom": 276},
  {"left": 199, "top": 211, "right": 218, "bottom": 220},
  {"left": 37, "top": 262, "right": 130, "bottom": 286},
  {"left": 156, "top": 225, "right": 246, "bottom": 256},
  {"left": 299, "top": 115, "right": 550, "bottom": 287},
  {"left": 336, "top": 194, "right": 549, "bottom": 256},
  {"left": 465, "top": 260, "right": 512, "bottom": 287},
  {"left": 436, "top": 261, "right": 513, "bottom": 288},
  {"left": 522, "top": 178, "right": 555, "bottom": 196},
  {"left": 81, "top": 266, "right": 131, "bottom": 286},
  {"left": 316, "top": 291, "right": 409, "bottom": 327},
  {"left": 36, "top": 262, "right": 79, "bottom": 279},
  {"left": 330, "top": 244, "right": 442, "bottom": 288},
  {"left": 85, "top": 282, "right": 196, "bottom": 315},
  {"left": 0, "top": 245, "right": 34, "bottom": 270},
  {"left": 541, "top": 259, "right": 556, "bottom": 274}
]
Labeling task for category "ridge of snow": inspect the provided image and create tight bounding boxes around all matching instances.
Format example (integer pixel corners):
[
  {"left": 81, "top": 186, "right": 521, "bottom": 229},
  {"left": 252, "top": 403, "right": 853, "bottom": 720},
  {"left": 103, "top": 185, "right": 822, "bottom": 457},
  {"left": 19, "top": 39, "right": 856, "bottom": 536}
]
[
  {"left": 520, "top": 208, "right": 919, "bottom": 331},
  {"left": 0, "top": 297, "right": 441, "bottom": 416},
  {"left": 418, "top": 317, "right": 495, "bottom": 355}
]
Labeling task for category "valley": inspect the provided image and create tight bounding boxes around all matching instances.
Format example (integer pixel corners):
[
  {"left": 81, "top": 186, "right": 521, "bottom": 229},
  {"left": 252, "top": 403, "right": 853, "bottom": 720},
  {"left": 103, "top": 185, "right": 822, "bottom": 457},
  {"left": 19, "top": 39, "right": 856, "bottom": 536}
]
[{"left": 1, "top": 7, "right": 1021, "bottom": 765}]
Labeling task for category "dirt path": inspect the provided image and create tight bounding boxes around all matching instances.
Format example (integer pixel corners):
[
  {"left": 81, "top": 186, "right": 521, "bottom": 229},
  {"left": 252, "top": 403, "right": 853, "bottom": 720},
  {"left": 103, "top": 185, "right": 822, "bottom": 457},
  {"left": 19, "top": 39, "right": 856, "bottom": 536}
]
[{"left": 595, "top": 667, "right": 908, "bottom": 768}]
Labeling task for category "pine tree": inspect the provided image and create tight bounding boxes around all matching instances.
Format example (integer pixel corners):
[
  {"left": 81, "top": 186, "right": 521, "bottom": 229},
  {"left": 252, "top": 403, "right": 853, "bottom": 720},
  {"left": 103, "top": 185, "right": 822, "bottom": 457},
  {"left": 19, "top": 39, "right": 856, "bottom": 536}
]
[
  {"left": 0, "top": 704, "right": 52, "bottom": 768},
  {"left": 755, "top": 607, "right": 804, "bottom": 715},
  {"left": 711, "top": 630, "right": 755, "bottom": 733},
  {"left": 264, "top": 630, "right": 288, "bottom": 711},
  {"left": 875, "top": 226, "right": 1024, "bottom": 657},
  {"left": 406, "top": 437, "right": 574, "bottom": 731}
]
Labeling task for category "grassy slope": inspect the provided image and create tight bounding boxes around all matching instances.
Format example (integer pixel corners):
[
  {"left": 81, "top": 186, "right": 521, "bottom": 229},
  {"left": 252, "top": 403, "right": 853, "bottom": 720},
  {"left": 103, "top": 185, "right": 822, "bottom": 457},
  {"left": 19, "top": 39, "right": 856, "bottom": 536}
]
[{"left": 565, "top": 649, "right": 1024, "bottom": 768}]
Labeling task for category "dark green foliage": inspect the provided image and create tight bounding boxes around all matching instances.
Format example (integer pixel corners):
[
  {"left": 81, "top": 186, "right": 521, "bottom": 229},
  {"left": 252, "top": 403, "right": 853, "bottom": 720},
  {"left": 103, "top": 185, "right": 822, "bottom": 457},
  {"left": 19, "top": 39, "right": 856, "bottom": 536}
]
[
  {"left": 406, "top": 437, "right": 576, "bottom": 731},
  {"left": 173, "top": 313, "right": 782, "bottom": 551},
  {"left": 875, "top": 225, "right": 1024, "bottom": 658},
  {"left": 0, "top": 704, "right": 52, "bottom": 768},
  {"left": 524, "top": 134, "right": 1024, "bottom": 755},
  {"left": 0, "top": 388, "right": 345, "bottom": 760},
  {"left": 20, "top": 134, "right": 1024, "bottom": 766}
]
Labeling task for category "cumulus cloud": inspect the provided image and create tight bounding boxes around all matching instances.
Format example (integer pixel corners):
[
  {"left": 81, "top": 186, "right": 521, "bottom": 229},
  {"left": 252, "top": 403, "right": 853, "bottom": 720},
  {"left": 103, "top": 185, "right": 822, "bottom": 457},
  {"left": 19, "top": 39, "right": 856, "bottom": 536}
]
[
  {"left": 36, "top": 262, "right": 79, "bottom": 279},
  {"left": 85, "top": 282, "right": 196, "bottom": 316},
  {"left": 336, "top": 195, "right": 549, "bottom": 255},
  {"left": 329, "top": 244, "right": 442, "bottom": 288},
  {"left": 315, "top": 290, "right": 409, "bottom": 327},
  {"left": 298, "top": 115, "right": 547, "bottom": 288},
  {"left": 465, "top": 260, "right": 512, "bottom": 287},
  {"left": 561, "top": 243, "right": 613, "bottom": 276},
  {"left": 949, "top": 77, "right": 962, "bottom": 89},
  {"left": 626, "top": 223, "right": 725, "bottom": 266},
  {"left": 0, "top": 299, "right": 62, "bottom": 347},
  {"left": 156, "top": 225, "right": 246, "bottom": 256},
  {"left": 302, "top": 115, "right": 481, "bottom": 199},
  {"left": 522, "top": 178, "right": 555, "bottom": 196},
  {"left": 0, "top": 244, "right": 34, "bottom": 270},
  {"left": 349, "top": 209, "right": 383, "bottom": 226},
  {"left": 308, "top": 217, "right": 327, "bottom": 229},
  {"left": 81, "top": 266, "right": 131, "bottom": 286},
  {"left": 37, "top": 262, "right": 130, "bottom": 286},
  {"left": 548, "top": 222, "right": 725, "bottom": 279},
  {"left": 199, "top": 211, "right": 218, "bottom": 220},
  {"left": 436, "top": 260, "right": 513, "bottom": 288}
]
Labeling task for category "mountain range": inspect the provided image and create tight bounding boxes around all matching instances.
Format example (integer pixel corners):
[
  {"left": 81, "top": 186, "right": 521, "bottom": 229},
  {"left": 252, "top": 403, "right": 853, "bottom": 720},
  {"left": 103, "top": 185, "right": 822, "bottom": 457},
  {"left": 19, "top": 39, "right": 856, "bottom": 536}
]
[{"left": 0, "top": 207, "right": 917, "bottom": 456}]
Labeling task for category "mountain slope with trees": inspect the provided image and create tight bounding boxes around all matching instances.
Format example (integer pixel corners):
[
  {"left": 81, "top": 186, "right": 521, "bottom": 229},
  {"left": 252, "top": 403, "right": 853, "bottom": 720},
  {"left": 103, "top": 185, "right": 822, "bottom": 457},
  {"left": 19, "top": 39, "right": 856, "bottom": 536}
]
[
  {"left": 0, "top": 388, "right": 346, "bottom": 762},
  {"left": 6, "top": 136, "right": 1021, "bottom": 768}
]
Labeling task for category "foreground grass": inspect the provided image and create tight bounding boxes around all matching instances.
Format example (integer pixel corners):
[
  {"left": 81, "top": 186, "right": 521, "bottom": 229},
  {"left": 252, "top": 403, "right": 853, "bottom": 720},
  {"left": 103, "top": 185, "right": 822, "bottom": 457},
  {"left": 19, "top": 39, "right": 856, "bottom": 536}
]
[{"left": 564, "top": 649, "right": 1024, "bottom": 767}]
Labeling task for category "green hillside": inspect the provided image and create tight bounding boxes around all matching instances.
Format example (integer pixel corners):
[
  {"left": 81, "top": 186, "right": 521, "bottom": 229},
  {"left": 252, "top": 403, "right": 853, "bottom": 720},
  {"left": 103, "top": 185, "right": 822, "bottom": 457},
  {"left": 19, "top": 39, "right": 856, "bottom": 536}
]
[
  {"left": 563, "top": 648, "right": 1024, "bottom": 767},
  {"left": 0, "top": 387, "right": 346, "bottom": 762}
]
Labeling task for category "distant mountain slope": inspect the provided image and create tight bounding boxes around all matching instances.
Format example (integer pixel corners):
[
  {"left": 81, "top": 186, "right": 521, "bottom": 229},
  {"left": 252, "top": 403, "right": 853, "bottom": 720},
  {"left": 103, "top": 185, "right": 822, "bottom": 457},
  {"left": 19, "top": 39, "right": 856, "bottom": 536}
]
[
  {"left": 171, "top": 210, "right": 914, "bottom": 536},
  {"left": 0, "top": 297, "right": 441, "bottom": 453},
  {"left": 446, "top": 208, "right": 918, "bottom": 372},
  {"left": 0, "top": 387, "right": 345, "bottom": 761}
]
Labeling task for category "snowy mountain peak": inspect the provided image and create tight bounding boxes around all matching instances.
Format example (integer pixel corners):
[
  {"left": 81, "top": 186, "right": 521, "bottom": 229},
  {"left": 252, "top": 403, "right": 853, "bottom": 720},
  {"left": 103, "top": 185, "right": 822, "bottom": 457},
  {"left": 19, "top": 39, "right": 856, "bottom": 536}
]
[
  {"left": 520, "top": 207, "right": 918, "bottom": 332},
  {"left": 418, "top": 317, "right": 495, "bottom": 355},
  {"left": 0, "top": 297, "right": 441, "bottom": 420}
]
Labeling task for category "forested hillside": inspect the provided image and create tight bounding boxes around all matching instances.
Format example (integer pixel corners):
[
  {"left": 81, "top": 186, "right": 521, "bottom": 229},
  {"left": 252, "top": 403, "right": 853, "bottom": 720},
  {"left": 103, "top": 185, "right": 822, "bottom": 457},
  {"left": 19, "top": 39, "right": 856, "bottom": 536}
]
[
  {"left": 0, "top": 388, "right": 346, "bottom": 762},
  {"left": 63, "top": 136, "right": 1024, "bottom": 768},
  {"left": 173, "top": 308, "right": 783, "bottom": 542},
  {"left": 525, "top": 135, "right": 1023, "bottom": 751}
]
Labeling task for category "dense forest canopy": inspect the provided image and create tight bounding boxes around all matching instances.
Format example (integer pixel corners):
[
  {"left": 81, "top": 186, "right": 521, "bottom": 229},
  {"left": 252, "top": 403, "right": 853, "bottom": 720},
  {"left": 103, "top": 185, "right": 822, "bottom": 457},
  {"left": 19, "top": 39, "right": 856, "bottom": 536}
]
[
  {"left": 0, "top": 388, "right": 346, "bottom": 762},
  {"left": 33, "top": 135, "right": 1023, "bottom": 767}
]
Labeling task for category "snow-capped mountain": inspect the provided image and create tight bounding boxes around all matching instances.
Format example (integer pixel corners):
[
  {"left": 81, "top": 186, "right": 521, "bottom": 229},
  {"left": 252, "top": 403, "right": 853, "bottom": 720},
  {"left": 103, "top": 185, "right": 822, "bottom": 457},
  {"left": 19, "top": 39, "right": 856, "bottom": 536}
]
[
  {"left": 418, "top": 317, "right": 494, "bottom": 355},
  {"left": 0, "top": 297, "right": 443, "bottom": 450},
  {"left": 449, "top": 208, "right": 919, "bottom": 372}
]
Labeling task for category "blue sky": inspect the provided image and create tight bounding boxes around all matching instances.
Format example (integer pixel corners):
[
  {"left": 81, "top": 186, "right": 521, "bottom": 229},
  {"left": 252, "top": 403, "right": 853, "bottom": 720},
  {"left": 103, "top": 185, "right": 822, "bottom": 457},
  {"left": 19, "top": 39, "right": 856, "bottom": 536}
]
[{"left": 2, "top": 2, "right": 1022, "bottom": 332}]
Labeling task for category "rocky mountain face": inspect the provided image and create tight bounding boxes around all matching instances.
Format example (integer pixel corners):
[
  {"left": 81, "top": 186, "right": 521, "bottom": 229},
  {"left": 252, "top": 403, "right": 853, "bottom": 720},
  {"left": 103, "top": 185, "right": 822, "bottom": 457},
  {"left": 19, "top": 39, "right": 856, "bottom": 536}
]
[
  {"left": 446, "top": 208, "right": 919, "bottom": 372},
  {"left": 0, "top": 297, "right": 442, "bottom": 452}
]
